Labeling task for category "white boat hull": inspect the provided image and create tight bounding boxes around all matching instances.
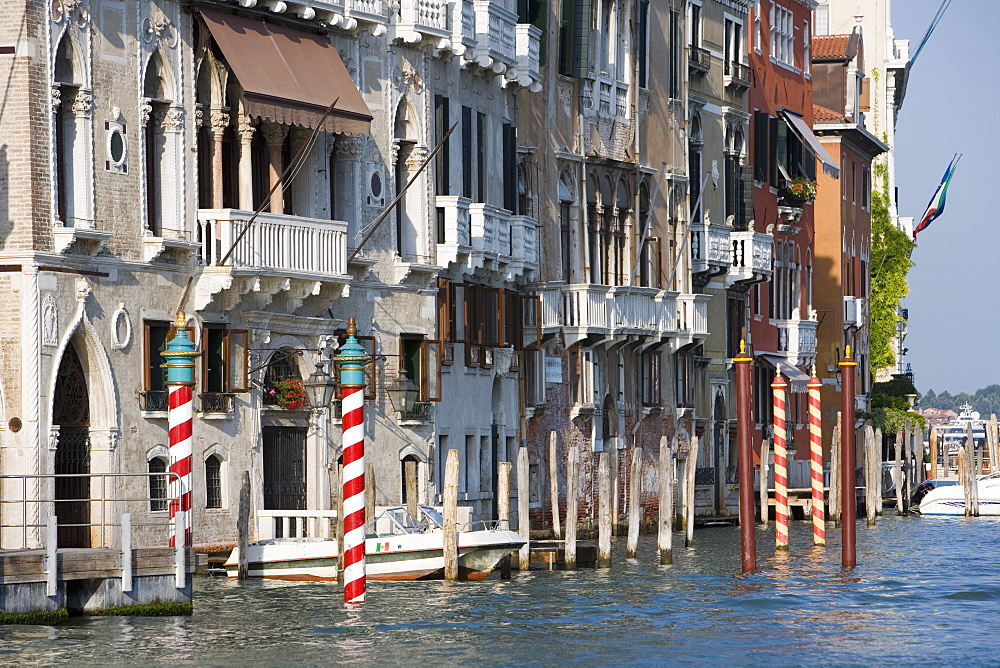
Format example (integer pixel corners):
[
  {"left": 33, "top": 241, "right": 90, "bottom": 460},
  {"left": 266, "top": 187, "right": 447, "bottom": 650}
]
[
  {"left": 224, "top": 530, "right": 525, "bottom": 581},
  {"left": 917, "top": 475, "right": 1000, "bottom": 516}
]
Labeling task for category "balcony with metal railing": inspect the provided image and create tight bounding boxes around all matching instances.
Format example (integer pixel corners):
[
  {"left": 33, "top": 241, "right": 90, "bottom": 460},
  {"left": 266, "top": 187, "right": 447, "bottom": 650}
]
[
  {"left": 728, "top": 230, "right": 773, "bottom": 286},
  {"left": 395, "top": 0, "right": 451, "bottom": 47},
  {"left": 689, "top": 46, "right": 711, "bottom": 74},
  {"left": 690, "top": 221, "right": 732, "bottom": 277},
  {"left": 725, "top": 61, "right": 753, "bottom": 89}
]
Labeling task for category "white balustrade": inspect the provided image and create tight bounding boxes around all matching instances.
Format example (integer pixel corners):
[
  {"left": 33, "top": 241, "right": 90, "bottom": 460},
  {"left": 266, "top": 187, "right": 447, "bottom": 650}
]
[
  {"left": 198, "top": 209, "right": 347, "bottom": 278},
  {"left": 775, "top": 319, "right": 819, "bottom": 358},
  {"left": 563, "top": 285, "right": 611, "bottom": 330},
  {"left": 509, "top": 214, "right": 539, "bottom": 273},
  {"left": 729, "top": 229, "right": 773, "bottom": 284},
  {"left": 450, "top": 0, "right": 477, "bottom": 56},
  {"left": 396, "top": 0, "right": 449, "bottom": 42},
  {"left": 473, "top": 0, "right": 517, "bottom": 73},
  {"left": 513, "top": 23, "right": 542, "bottom": 89},
  {"left": 538, "top": 286, "right": 563, "bottom": 329},
  {"left": 257, "top": 510, "right": 338, "bottom": 540},
  {"left": 554, "top": 285, "right": 679, "bottom": 336}
]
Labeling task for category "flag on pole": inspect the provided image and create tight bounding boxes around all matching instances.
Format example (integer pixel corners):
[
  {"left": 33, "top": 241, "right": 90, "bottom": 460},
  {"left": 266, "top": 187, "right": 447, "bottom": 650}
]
[{"left": 913, "top": 154, "right": 961, "bottom": 240}]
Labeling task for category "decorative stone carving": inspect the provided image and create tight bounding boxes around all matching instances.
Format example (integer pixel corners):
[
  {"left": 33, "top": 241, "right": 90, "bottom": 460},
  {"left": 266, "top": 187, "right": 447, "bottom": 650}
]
[
  {"left": 111, "top": 303, "right": 131, "bottom": 351},
  {"left": 139, "top": 98, "right": 152, "bottom": 127},
  {"left": 405, "top": 146, "right": 428, "bottom": 170},
  {"left": 260, "top": 122, "right": 287, "bottom": 146},
  {"left": 494, "top": 346, "right": 514, "bottom": 378},
  {"left": 42, "top": 294, "right": 58, "bottom": 347},
  {"left": 142, "top": 12, "right": 177, "bottom": 48},
  {"left": 161, "top": 107, "right": 184, "bottom": 132},
  {"left": 50, "top": 86, "right": 62, "bottom": 112},
  {"left": 71, "top": 90, "right": 93, "bottom": 115},
  {"left": 48, "top": 425, "right": 61, "bottom": 452},
  {"left": 334, "top": 136, "right": 362, "bottom": 161},
  {"left": 209, "top": 109, "right": 231, "bottom": 134},
  {"left": 76, "top": 277, "right": 91, "bottom": 303},
  {"left": 237, "top": 115, "right": 256, "bottom": 142}
]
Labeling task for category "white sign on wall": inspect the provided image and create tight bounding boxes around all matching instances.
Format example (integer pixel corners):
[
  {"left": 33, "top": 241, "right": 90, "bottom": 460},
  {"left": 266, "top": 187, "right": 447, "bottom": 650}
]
[{"left": 544, "top": 356, "right": 563, "bottom": 384}]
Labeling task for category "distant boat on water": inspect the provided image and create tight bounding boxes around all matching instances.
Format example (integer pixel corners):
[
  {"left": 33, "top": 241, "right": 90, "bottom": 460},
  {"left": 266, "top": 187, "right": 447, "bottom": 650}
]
[{"left": 933, "top": 403, "right": 986, "bottom": 452}]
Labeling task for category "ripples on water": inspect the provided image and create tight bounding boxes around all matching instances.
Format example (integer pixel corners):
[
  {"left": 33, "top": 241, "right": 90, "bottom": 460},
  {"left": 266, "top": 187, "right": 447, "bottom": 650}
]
[{"left": 3, "top": 515, "right": 999, "bottom": 665}]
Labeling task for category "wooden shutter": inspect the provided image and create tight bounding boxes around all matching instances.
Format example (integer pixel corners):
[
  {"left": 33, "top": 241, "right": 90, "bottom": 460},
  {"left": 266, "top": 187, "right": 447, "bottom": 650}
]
[
  {"left": 420, "top": 340, "right": 442, "bottom": 402},
  {"left": 521, "top": 295, "right": 541, "bottom": 351},
  {"left": 226, "top": 329, "right": 249, "bottom": 392}
]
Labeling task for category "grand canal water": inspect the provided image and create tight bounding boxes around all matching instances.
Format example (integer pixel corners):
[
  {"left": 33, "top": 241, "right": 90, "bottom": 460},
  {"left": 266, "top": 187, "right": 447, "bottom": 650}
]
[{"left": 3, "top": 515, "right": 999, "bottom": 665}]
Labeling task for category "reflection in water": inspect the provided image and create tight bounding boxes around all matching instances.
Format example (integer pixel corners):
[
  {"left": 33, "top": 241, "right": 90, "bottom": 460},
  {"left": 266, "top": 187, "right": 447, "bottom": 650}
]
[{"left": 2, "top": 516, "right": 999, "bottom": 664}]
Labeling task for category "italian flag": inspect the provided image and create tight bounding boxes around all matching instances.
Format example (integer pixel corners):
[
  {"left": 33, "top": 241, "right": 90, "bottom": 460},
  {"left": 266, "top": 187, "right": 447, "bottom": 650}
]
[{"left": 913, "top": 154, "right": 961, "bottom": 240}]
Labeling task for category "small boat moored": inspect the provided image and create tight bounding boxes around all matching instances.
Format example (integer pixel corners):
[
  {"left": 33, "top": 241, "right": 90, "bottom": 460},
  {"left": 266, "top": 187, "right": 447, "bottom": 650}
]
[
  {"left": 913, "top": 473, "right": 1000, "bottom": 516},
  {"left": 224, "top": 506, "right": 525, "bottom": 581}
]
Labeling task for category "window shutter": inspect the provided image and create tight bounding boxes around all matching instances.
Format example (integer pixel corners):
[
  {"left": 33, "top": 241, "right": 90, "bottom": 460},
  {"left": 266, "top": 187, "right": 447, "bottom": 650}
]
[
  {"left": 226, "top": 329, "right": 249, "bottom": 392},
  {"left": 754, "top": 111, "right": 769, "bottom": 183},
  {"left": 420, "top": 340, "right": 442, "bottom": 402}
]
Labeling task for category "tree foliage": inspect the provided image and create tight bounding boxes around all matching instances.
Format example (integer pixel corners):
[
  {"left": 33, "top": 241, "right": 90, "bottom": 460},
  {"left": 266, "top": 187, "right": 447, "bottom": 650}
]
[
  {"left": 920, "top": 384, "right": 1000, "bottom": 417},
  {"left": 869, "top": 161, "right": 915, "bottom": 373},
  {"left": 870, "top": 375, "right": 924, "bottom": 433}
]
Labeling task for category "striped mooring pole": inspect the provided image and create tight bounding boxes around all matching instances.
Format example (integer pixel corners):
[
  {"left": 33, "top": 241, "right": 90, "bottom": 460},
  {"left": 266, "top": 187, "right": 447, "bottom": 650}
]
[
  {"left": 807, "top": 368, "right": 826, "bottom": 546},
  {"left": 840, "top": 345, "right": 858, "bottom": 567},
  {"left": 337, "top": 317, "right": 370, "bottom": 604},
  {"left": 771, "top": 373, "right": 789, "bottom": 550},
  {"left": 163, "top": 310, "right": 200, "bottom": 549}
]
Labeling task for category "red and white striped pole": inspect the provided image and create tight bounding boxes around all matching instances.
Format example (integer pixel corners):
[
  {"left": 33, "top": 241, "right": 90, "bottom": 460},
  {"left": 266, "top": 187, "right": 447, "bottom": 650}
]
[
  {"left": 163, "top": 311, "right": 200, "bottom": 549},
  {"left": 771, "top": 373, "right": 789, "bottom": 551},
  {"left": 337, "top": 317, "right": 369, "bottom": 604},
  {"left": 807, "top": 368, "right": 826, "bottom": 546}
]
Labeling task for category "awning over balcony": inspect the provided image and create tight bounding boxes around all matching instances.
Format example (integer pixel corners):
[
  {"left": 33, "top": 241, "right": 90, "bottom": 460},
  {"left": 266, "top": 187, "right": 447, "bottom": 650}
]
[
  {"left": 759, "top": 354, "right": 811, "bottom": 393},
  {"left": 780, "top": 110, "right": 840, "bottom": 179},
  {"left": 200, "top": 10, "right": 372, "bottom": 135}
]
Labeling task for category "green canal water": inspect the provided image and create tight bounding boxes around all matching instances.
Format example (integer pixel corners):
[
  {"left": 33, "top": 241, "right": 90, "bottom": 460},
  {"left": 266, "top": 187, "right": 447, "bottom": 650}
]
[{"left": 3, "top": 515, "right": 999, "bottom": 665}]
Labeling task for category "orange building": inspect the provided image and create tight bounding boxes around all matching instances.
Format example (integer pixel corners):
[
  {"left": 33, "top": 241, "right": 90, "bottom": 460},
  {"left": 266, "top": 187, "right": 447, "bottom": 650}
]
[
  {"left": 812, "top": 29, "right": 888, "bottom": 450},
  {"left": 747, "top": 0, "right": 841, "bottom": 463}
]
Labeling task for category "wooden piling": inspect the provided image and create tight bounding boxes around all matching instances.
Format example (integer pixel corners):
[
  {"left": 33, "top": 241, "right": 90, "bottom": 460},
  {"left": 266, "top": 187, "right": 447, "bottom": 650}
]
[
  {"left": 443, "top": 449, "right": 459, "bottom": 580},
  {"left": 627, "top": 446, "right": 642, "bottom": 559},
  {"left": 365, "top": 462, "right": 376, "bottom": 527},
  {"left": 517, "top": 446, "right": 530, "bottom": 571},
  {"left": 864, "top": 424, "right": 878, "bottom": 526},
  {"left": 958, "top": 443, "right": 970, "bottom": 516},
  {"left": 612, "top": 451, "right": 620, "bottom": 538},
  {"left": 237, "top": 471, "right": 251, "bottom": 580},
  {"left": 657, "top": 435, "right": 673, "bottom": 565},
  {"left": 565, "top": 445, "right": 578, "bottom": 570},
  {"left": 405, "top": 458, "right": 418, "bottom": 518},
  {"left": 548, "top": 431, "right": 561, "bottom": 539},
  {"left": 929, "top": 426, "right": 939, "bottom": 480},
  {"left": 988, "top": 415, "right": 998, "bottom": 473},
  {"left": 874, "top": 428, "right": 883, "bottom": 516},
  {"left": 904, "top": 419, "right": 913, "bottom": 502},
  {"left": 685, "top": 429, "right": 699, "bottom": 548},
  {"left": 967, "top": 423, "right": 979, "bottom": 516},
  {"left": 498, "top": 461, "right": 512, "bottom": 579},
  {"left": 830, "top": 414, "right": 841, "bottom": 525},
  {"left": 759, "top": 438, "right": 770, "bottom": 526},
  {"left": 336, "top": 462, "right": 344, "bottom": 585},
  {"left": 892, "top": 430, "right": 905, "bottom": 515},
  {"left": 597, "top": 451, "right": 612, "bottom": 568}
]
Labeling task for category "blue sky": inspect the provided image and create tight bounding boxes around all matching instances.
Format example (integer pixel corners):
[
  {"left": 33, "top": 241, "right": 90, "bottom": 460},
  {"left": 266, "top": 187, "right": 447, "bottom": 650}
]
[{"left": 889, "top": 1, "right": 999, "bottom": 395}]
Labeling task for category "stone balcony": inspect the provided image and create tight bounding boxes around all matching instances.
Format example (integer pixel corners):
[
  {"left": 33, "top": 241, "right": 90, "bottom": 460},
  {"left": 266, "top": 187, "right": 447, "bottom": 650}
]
[
  {"left": 676, "top": 294, "right": 710, "bottom": 341},
  {"left": 394, "top": 0, "right": 451, "bottom": 47},
  {"left": 513, "top": 24, "right": 543, "bottom": 91},
  {"left": 775, "top": 316, "right": 819, "bottom": 364},
  {"left": 690, "top": 221, "right": 732, "bottom": 278},
  {"left": 449, "top": 0, "right": 478, "bottom": 57},
  {"left": 536, "top": 284, "right": 679, "bottom": 347},
  {"left": 472, "top": 0, "right": 517, "bottom": 74},
  {"left": 195, "top": 208, "right": 349, "bottom": 310},
  {"left": 727, "top": 230, "right": 773, "bottom": 287},
  {"left": 437, "top": 199, "right": 536, "bottom": 279},
  {"left": 238, "top": 0, "right": 390, "bottom": 36}
]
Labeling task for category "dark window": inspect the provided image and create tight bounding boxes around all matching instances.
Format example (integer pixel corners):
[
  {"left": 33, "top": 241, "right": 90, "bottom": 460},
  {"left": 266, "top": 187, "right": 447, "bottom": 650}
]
[
  {"left": 503, "top": 123, "right": 517, "bottom": 212},
  {"left": 144, "top": 102, "right": 167, "bottom": 235},
  {"left": 462, "top": 106, "right": 473, "bottom": 198},
  {"left": 726, "top": 296, "right": 745, "bottom": 358},
  {"left": 768, "top": 116, "right": 779, "bottom": 186},
  {"left": 435, "top": 95, "right": 450, "bottom": 195},
  {"left": 689, "top": 148, "right": 702, "bottom": 222},
  {"left": 559, "top": 0, "right": 591, "bottom": 78},
  {"left": 144, "top": 321, "right": 170, "bottom": 392},
  {"left": 476, "top": 112, "right": 487, "bottom": 202},
  {"left": 281, "top": 132, "right": 294, "bottom": 215},
  {"left": 202, "top": 327, "right": 248, "bottom": 394},
  {"left": 221, "top": 125, "right": 238, "bottom": 208},
  {"left": 149, "top": 457, "right": 168, "bottom": 512},
  {"left": 637, "top": 1, "right": 649, "bottom": 88},
  {"left": 641, "top": 352, "right": 660, "bottom": 406},
  {"left": 560, "top": 202, "right": 572, "bottom": 281},
  {"left": 262, "top": 426, "right": 306, "bottom": 510},
  {"left": 197, "top": 125, "right": 212, "bottom": 209},
  {"left": 669, "top": 10, "right": 681, "bottom": 98},
  {"left": 206, "top": 455, "right": 222, "bottom": 509},
  {"left": 204, "top": 327, "right": 226, "bottom": 393},
  {"left": 250, "top": 131, "right": 269, "bottom": 211},
  {"left": 754, "top": 111, "right": 769, "bottom": 183}
]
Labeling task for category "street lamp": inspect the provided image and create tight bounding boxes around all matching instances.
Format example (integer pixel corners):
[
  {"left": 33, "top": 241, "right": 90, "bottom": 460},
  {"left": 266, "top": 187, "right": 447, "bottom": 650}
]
[
  {"left": 303, "top": 361, "right": 336, "bottom": 410},
  {"left": 385, "top": 368, "right": 419, "bottom": 415}
]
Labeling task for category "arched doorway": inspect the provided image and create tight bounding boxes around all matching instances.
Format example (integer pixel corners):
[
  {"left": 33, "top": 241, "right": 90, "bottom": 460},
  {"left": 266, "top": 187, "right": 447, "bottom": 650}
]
[
  {"left": 261, "top": 348, "right": 307, "bottom": 517},
  {"left": 53, "top": 343, "right": 91, "bottom": 547}
]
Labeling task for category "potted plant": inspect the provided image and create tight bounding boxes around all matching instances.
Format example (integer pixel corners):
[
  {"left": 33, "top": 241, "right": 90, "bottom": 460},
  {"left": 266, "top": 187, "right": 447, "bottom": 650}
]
[
  {"left": 266, "top": 377, "right": 309, "bottom": 410},
  {"left": 781, "top": 177, "right": 817, "bottom": 203}
]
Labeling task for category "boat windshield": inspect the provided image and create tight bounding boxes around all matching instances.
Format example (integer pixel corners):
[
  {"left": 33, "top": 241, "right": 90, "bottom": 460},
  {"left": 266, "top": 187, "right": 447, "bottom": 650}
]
[{"left": 419, "top": 506, "right": 444, "bottom": 528}]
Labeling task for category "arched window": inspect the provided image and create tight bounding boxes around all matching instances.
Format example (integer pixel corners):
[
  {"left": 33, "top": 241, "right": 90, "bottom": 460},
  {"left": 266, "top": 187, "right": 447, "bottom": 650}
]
[
  {"left": 400, "top": 454, "right": 420, "bottom": 506},
  {"left": 148, "top": 456, "right": 168, "bottom": 512},
  {"left": 53, "top": 33, "right": 91, "bottom": 228},
  {"left": 262, "top": 348, "right": 303, "bottom": 407},
  {"left": 206, "top": 455, "right": 223, "bottom": 509},
  {"left": 142, "top": 52, "right": 172, "bottom": 236},
  {"left": 689, "top": 112, "right": 704, "bottom": 225}
]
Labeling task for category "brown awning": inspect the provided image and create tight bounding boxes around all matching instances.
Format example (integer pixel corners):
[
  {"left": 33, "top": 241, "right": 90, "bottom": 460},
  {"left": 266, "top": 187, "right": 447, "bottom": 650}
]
[{"left": 200, "top": 10, "right": 372, "bottom": 135}]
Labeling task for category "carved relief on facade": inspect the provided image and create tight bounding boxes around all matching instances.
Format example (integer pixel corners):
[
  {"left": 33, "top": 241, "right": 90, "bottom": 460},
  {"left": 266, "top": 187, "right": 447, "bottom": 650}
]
[{"left": 42, "top": 294, "right": 58, "bottom": 348}]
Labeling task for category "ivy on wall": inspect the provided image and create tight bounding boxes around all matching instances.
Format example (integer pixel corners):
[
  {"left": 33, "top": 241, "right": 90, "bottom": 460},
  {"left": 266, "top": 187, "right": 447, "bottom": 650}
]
[{"left": 869, "top": 160, "right": 915, "bottom": 374}]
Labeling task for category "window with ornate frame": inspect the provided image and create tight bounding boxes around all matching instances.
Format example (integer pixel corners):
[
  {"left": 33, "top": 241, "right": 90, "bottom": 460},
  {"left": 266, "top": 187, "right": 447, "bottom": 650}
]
[
  {"left": 148, "top": 456, "right": 168, "bottom": 512},
  {"left": 205, "top": 454, "right": 223, "bottom": 509}
]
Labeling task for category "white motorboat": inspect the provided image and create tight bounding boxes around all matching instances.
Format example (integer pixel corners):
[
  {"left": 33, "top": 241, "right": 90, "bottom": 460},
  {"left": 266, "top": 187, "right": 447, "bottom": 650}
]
[
  {"left": 224, "top": 506, "right": 525, "bottom": 581},
  {"left": 914, "top": 473, "right": 1000, "bottom": 516}
]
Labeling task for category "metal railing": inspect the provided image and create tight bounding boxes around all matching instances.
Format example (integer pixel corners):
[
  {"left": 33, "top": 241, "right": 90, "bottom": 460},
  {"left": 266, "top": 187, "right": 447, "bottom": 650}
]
[
  {"left": 0, "top": 472, "right": 186, "bottom": 587},
  {"left": 689, "top": 46, "right": 711, "bottom": 72},
  {"left": 727, "top": 61, "right": 752, "bottom": 86},
  {"left": 140, "top": 390, "right": 168, "bottom": 412},
  {"left": 199, "top": 392, "right": 236, "bottom": 414}
]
